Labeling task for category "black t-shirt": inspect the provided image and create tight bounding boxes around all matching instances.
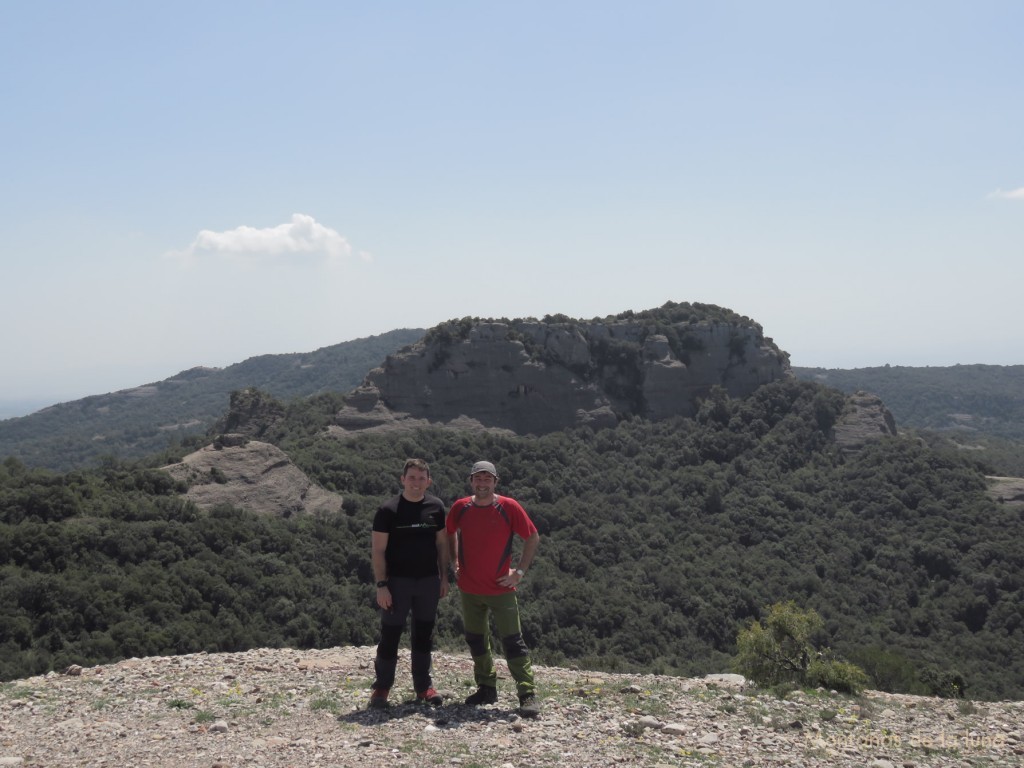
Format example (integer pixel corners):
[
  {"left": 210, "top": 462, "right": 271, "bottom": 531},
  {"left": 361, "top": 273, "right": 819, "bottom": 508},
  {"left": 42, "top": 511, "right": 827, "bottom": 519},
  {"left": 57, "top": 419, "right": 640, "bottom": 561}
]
[{"left": 372, "top": 494, "right": 446, "bottom": 578}]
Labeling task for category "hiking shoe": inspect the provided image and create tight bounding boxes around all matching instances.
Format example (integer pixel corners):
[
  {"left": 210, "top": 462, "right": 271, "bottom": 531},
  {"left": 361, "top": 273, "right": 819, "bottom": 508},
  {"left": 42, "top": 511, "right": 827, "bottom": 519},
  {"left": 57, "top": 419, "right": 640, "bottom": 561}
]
[
  {"left": 368, "top": 688, "right": 390, "bottom": 709},
  {"left": 464, "top": 685, "right": 498, "bottom": 706},
  {"left": 518, "top": 693, "right": 541, "bottom": 718},
  {"left": 416, "top": 687, "right": 443, "bottom": 706}
]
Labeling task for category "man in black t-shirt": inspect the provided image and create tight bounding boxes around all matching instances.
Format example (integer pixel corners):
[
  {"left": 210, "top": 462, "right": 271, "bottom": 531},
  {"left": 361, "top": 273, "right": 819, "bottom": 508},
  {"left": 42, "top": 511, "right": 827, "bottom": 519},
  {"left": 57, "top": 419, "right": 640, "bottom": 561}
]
[{"left": 369, "top": 458, "right": 449, "bottom": 708}]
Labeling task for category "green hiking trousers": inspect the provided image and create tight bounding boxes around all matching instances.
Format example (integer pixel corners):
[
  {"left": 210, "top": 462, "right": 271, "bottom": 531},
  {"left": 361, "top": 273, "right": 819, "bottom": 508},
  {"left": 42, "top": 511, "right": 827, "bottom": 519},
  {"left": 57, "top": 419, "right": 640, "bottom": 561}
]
[{"left": 459, "top": 589, "right": 536, "bottom": 697}]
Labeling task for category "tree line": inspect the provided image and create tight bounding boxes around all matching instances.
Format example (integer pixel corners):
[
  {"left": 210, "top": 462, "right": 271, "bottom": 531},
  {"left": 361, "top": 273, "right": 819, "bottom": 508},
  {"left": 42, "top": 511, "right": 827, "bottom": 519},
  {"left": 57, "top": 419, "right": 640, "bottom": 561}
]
[{"left": 2, "top": 378, "right": 1023, "bottom": 699}]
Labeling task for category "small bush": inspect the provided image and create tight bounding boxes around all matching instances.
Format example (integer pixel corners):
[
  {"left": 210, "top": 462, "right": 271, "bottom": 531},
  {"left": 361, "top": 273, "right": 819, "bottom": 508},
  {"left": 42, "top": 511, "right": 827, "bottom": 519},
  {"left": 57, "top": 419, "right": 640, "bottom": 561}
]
[
  {"left": 807, "top": 658, "right": 869, "bottom": 694},
  {"left": 734, "top": 601, "right": 868, "bottom": 694},
  {"left": 920, "top": 666, "right": 967, "bottom": 699}
]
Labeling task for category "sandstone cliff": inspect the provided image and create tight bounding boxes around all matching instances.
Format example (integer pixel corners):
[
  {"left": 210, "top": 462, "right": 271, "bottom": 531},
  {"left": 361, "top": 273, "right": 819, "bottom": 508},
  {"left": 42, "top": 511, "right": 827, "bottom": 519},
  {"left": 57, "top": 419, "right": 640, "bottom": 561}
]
[{"left": 335, "top": 303, "right": 789, "bottom": 436}]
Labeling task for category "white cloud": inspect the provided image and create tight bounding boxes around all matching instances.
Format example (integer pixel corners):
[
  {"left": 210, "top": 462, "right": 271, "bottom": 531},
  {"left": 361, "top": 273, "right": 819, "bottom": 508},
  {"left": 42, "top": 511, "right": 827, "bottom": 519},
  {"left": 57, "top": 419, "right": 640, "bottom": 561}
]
[
  {"left": 988, "top": 187, "right": 1024, "bottom": 200},
  {"left": 166, "top": 213, "right": 371, "bottom": 265}
]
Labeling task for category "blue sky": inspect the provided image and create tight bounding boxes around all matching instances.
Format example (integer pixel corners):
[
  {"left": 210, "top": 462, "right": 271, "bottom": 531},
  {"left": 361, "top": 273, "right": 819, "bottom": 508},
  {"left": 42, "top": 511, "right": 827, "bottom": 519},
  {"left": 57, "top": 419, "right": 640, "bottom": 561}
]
[{"left": 2, "top": 1, "right": 1022, "bottom": 416}]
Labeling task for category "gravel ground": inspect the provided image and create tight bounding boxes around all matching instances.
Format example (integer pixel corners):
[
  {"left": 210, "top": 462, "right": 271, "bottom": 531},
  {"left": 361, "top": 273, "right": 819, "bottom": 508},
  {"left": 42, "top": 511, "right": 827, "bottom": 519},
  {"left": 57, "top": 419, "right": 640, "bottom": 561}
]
[{"left": 1, "top": 646, "right": 1021, "bottom": 767}]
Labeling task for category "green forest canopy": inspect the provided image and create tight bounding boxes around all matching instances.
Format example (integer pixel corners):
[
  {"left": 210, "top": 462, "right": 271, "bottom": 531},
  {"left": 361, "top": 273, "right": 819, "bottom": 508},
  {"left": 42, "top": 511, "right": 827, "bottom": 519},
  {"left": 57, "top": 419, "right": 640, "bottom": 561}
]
[{"left": 2, "top": 378, "right": 1022, "bottom": 700}]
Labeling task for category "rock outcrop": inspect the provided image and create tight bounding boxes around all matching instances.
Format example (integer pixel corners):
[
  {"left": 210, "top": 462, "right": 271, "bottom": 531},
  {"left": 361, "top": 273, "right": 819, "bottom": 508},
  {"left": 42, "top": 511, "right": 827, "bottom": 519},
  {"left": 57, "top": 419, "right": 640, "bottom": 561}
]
[
  {"left": 162, "top": 438, "right": 343, "bottom": 517},
  {"left": 211, "top": 387, "right": 286, "bottom": 439},
  {"left": 336, "top": 305, "right": 789, "bottom": 435},
  {"left": 833, "top": 391, "right": 899, "bottom": 452},
  {"left": 986, "top": 475, "right": 1024, "bottom": 508}
]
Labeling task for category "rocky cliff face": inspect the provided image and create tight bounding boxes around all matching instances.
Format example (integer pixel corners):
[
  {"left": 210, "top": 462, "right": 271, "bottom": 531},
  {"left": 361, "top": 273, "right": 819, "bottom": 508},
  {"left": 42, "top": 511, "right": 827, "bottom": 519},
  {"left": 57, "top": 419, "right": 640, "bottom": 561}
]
[{"left": 338, "top": 308, "right": 789, "bottom": 435}]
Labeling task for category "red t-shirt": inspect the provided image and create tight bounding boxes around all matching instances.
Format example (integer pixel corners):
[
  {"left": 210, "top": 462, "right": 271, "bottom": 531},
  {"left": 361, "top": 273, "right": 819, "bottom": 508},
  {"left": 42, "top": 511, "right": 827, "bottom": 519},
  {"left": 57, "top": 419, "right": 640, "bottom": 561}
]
[{"left": 446, "top": 495, "right": 537, "bottom": 596}]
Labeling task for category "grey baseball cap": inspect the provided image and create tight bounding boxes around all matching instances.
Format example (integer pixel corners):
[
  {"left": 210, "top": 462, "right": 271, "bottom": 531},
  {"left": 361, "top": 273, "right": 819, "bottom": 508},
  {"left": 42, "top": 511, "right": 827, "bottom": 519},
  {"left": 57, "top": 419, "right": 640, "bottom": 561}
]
[{"left": 470, "top": 460, "right": 498, "bottom": 477}]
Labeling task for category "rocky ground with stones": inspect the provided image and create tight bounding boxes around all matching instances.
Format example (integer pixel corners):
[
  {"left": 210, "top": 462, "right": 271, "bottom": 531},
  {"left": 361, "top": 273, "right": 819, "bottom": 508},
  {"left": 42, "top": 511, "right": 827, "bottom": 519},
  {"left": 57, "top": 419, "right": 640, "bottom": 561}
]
[{"left": 1, "top": 646, "right": 1021, "bottom": 768}]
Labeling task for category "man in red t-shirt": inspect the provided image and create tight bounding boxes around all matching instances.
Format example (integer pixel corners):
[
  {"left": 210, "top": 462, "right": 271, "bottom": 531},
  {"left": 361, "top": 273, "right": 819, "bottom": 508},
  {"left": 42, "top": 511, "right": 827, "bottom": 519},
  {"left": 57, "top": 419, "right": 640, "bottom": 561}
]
[{"left": 447, "top": 460, "right": 541, "bottom": 717}]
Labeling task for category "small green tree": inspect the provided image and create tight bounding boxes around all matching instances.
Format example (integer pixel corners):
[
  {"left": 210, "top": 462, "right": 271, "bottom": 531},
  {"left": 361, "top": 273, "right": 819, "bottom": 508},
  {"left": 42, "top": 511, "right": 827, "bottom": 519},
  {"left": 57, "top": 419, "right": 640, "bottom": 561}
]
[
  {"left": 734, "top": 601, "right": 868, "bottom": 694},
  {"left": 920, "top": 665, "right": 967, "bottom": 699}
]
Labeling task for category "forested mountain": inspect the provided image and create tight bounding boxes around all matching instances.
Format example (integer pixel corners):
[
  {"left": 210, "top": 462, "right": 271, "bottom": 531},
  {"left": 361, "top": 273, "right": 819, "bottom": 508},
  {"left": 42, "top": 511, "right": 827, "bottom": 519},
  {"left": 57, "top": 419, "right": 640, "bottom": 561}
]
[
  {"left": 3, "top": 377, "right": 1022, "bottom": 700},
  {"left": 3, "top": 307, "right": 1022, "bottom": 700},
  {"left": 4, "top": 322, "right": 1023, "bottom": 476},
  {"left": 793, "top": 365, "right": 1024, "bottom": 475},
  {"left": 0, "top": 329, "right": 424, "bottom": 471}
]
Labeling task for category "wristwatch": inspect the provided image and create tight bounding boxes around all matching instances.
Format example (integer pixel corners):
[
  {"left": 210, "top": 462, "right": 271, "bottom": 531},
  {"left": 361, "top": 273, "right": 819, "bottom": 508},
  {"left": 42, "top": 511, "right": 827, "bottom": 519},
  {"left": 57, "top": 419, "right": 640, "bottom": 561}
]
[
  {"left": 376, "top": 580, "right": 389, "bottom": 588},
  {"left": 514, "top": 568, "right": 525, "bottom": 577}
]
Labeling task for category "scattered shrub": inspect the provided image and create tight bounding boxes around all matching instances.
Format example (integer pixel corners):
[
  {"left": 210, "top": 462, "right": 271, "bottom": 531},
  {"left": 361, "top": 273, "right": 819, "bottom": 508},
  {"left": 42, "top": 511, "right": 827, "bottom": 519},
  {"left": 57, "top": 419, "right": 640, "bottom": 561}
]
[{"left": 734, "top": 602, "right": 868, "bottom": 694}]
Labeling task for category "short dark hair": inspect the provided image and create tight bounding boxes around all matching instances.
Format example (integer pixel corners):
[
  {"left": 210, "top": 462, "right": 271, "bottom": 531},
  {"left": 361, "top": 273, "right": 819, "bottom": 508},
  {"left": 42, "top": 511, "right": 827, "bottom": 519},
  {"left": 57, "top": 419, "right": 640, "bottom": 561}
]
[{"left": 403, "top": 458, "right": 430, "bottom": 477}]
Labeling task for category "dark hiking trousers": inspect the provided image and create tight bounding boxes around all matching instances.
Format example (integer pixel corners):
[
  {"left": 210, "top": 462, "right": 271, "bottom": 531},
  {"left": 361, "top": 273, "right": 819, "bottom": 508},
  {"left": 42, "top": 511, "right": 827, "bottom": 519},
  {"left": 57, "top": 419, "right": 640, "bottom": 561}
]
[{"left": 373, "top": 575, "right": 441, "bottom": 693}]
